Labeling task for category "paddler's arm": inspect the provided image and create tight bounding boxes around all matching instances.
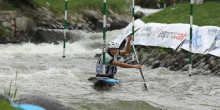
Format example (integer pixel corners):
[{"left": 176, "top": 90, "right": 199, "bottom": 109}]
[
  {"left": 120, "top": 35, "right": 133, "bottom": 55},
  {"left": 111, "top": 60, "right": 141, "bottom": 69}
]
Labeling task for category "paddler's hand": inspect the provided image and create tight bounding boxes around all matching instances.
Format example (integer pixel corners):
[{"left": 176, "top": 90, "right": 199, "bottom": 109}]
[
  {"left": 128, "top": 35, "right": 133, "bottom": 41},
  {"left": 135, "top": 64, "right": 142, "bottom": 69}
]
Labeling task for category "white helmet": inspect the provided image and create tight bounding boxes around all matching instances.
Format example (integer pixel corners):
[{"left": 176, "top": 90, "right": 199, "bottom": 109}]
[{"left": 108, "top": 41, "right": 119, "bottom": 49}]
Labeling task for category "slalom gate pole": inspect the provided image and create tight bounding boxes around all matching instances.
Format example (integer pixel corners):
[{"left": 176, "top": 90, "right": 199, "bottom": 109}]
[
  {"left": 63, "top": 0, "right": 68, "bottom": 58},
  {"left": 189, "top": 0, "right": 193, "bottom": 76},
  {"left": 102, "top": 0, "right": 107, "bottom": 74},
  {"left": 131, "top": 0, "right": 135, "bottom": 63},
  {"left": 131, "top": 0, "right": 147, "bottom": 89},
  {"left": 164, "top": 0, "right": 166, "bottom": 8},
  {"left": 157, "top": 0, "right": 160, "bottom": 8}
]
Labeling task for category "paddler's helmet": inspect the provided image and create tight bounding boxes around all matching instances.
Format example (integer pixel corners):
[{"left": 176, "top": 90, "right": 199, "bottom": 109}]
[{"left": 108, "top": 41, "right": 119, "bottom": 49}]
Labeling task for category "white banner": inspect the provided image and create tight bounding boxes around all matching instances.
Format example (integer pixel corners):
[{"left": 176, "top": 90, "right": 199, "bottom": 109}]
[
  {"left": 113, "top": 19, "right": 145, "bottom": 45},
  {"left": 206, "top": 27, "right": 220, "bottom": 57},
  {"left": 181, "top": 26, "right": 217, "bottom": 54},
  {"left": 134, "top": 23, "right": 189, "bottom": 49},
  {"left": 114, "top": 19, "right": 220, "bottom": 57}
]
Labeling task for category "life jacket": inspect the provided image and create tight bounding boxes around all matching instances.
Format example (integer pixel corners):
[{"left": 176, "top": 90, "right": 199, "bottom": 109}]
[{"left": 96, "top": 50, "right": 120, "bottom": 76}]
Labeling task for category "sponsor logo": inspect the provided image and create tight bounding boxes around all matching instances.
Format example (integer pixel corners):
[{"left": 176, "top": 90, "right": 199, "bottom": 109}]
[
  {"left": 192, "top": 28, "right": 203, "bottom": 49},
  {"left": 157, "top": 31, "right": 187, "bottom": 41},
  {"left": 136, "top": 26, "right": 152, "bottom": 38},
  {"left": 183, "top": 28, "right": 203, "bottom": 49},
  {"left": 173, "top": 33, "right": 187, "bottom": 41},
  {"left": 153, "top": 26, "right": 164, "bottom": 37},
  {"left": 208, "top": 28, "right": 219, "bottom": 34}
]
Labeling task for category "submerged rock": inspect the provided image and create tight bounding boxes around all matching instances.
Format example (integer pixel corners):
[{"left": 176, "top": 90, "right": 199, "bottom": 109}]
[
  {"left": 134, "top": 11, "right": 145, "bottom": 19},
  {"left": 16, "top": 94, "right": 73, "bottom": 110},
  {"left": 152, "top": 60, "right": 160, "bottom": 69},
  {"left": 30, "top": 28, "right": 81, "bottom": 44},
  {"left": 110, "top": 20, "right": 128, "bottom": 30},
  {"left": 140, "top": 53, "right": 151, "bottom": 64},
  {"left": 209, "top": 60, "right": 216, "bottom": 69},
  {"left": 16, "top": 16, "right": 36, "bottom": 33},
  {"left": 158, "top": 52, "right": 168, "bottom": 61}
]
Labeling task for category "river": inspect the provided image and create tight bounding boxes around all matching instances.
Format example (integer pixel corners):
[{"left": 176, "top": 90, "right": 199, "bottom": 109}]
[{"left": 0, "top": 29, "right": 219, "bottom": 110}]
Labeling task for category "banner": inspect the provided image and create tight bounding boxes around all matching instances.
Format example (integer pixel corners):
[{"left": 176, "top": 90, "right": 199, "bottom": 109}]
[
  {"left": 134, "top": 23, "right": 189, "bottom": 49},
  {"left": 181, "top": 26, "right": 217, "bottom": 54},
  {"left": 114, "top": 19, "right": 220, "bottom": 57},
  {"left": 113, "top": 19, "right": 145, "bottom": 45},
  {"left": 206, "top": 27, "right": 220, "bottom": 57}
]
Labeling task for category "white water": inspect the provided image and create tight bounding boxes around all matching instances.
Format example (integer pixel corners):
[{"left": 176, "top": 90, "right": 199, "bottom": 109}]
[
  {"left": 0, "top": 29, "right": 219, "bottom": 110},
  {"left": 134, "top": 6, "right": 162, "bottom": 16}
]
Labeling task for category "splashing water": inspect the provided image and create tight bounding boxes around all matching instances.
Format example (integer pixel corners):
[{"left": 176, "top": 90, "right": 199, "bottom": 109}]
[{"left": 0, "top": 29, "right": 219, "bottom": 110}]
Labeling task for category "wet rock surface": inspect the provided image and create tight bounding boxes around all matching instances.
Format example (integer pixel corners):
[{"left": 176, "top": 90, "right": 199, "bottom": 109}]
[
  {"left": 122, "top": 46, "right": 220, "bottom": 76},
  {"left": 0, "top": 7, "right": 130, "bottom": 44},
  {"left": 16, "top": 94, "right": 73, "bottom": 110}
]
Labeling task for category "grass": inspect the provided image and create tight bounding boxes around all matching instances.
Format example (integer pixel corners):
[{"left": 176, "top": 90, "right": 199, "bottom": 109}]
[
  {"left": 4, "top": 79, "right": 18, "bottom": 101},
  {"left": 2, "top": 78, "right": 19, "bottom": 102},
  {"left": 141, "top": 1, "right": 220, "bottom": 27},
  {"left": 160, "top": 47, "right": 165, "bottom": 52},
  {"left": 0, "top": 74, "right": 19, "bottom": 110},
  {"left": 0, "top": 2, "right": 17, "bottom": 11},
  {"left": 0, "top": 100, "right": 19, "bottom": 110},
  {"left": 0, "top": 26, "right": 13, "bottom": 41},
  {"left": 33, "top": 0, "right": 130, "bottom": 16}
]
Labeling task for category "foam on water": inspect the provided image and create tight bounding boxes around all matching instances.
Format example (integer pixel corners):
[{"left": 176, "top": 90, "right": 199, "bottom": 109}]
[{"left": 0, "top": 28, "right": 220, "bottom": 110}]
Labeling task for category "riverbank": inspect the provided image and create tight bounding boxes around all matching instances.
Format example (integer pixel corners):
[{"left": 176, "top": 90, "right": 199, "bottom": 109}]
[
  {"left": 0, "top": 0, "right": 132, "bottom": 44},
  {"left": 141, "top": 1, "right": 220, "bottom": 27},
  {"left": 126, "top": 1, "right": 220, "bottom": 76},
  {"left": 120, "top": 45, "right": 220, "bottom": 76}
]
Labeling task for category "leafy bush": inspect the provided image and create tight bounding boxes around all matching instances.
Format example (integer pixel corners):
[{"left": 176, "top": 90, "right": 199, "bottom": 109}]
[
  {"left": 33, "top": 0, "right": 129, "bottom": 15},
  {"left": 160, "top": 47, "right": 165, "bottom": 52},
  {"left": 4, "top": 0, "right": 36, "bottom": 8},
  {"left": 0, "top": 26, "right": 13, "bottom": 41},
  {"left": 0, "top": 2, "right": 16, "bottom": 10}
]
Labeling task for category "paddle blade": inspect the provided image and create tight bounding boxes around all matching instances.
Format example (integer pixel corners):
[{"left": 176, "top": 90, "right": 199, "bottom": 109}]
[{"left": 144, "top": 83, "right": 148, "bottom": 90}]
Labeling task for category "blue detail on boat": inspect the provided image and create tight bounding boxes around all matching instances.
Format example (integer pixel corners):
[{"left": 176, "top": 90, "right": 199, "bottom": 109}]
[
  {"left": 100, "top": 78, "right": 119, "bottom": 83},
  {"left": 12, "top": 104, "right": 46, "bottom": 110}
]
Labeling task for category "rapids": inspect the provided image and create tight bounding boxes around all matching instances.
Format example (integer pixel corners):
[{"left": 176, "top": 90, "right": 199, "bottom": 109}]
[{"left": 0, "top": 29, "right": 219, "bottom": 110}]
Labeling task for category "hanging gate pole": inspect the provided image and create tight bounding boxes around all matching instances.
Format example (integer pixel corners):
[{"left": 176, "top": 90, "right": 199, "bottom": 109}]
[
  {"left": 157, "top": 0, "right": 160, "bottom": 8},
  {"left": 102, "top": 0, "right": 107, "bottom": 74},
  {"left": 131, "top": 0, "right": 135, "bottom": 62},
  {"left": 63, "top": 0, "right": 68, "bottom": 58},
  {"left": 164, "top": 0, "right": 166, "bottom": 8},
  {"left": 189, "top": 0, "right": 193, "bottom": 76}
]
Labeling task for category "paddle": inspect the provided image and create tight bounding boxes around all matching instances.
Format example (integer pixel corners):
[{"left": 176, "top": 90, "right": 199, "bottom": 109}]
[
  {"left": 139, "top": 68, "right": 148, "bottom": 89},
  {"left": 131, "top": 41, "right": 148, "bottom": 90},
  {"left": 129, "top": 0, "right": 147, "bottom": 90},
  {"left": 128, "top": 28, "right": 140, "bottom": 36}
]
